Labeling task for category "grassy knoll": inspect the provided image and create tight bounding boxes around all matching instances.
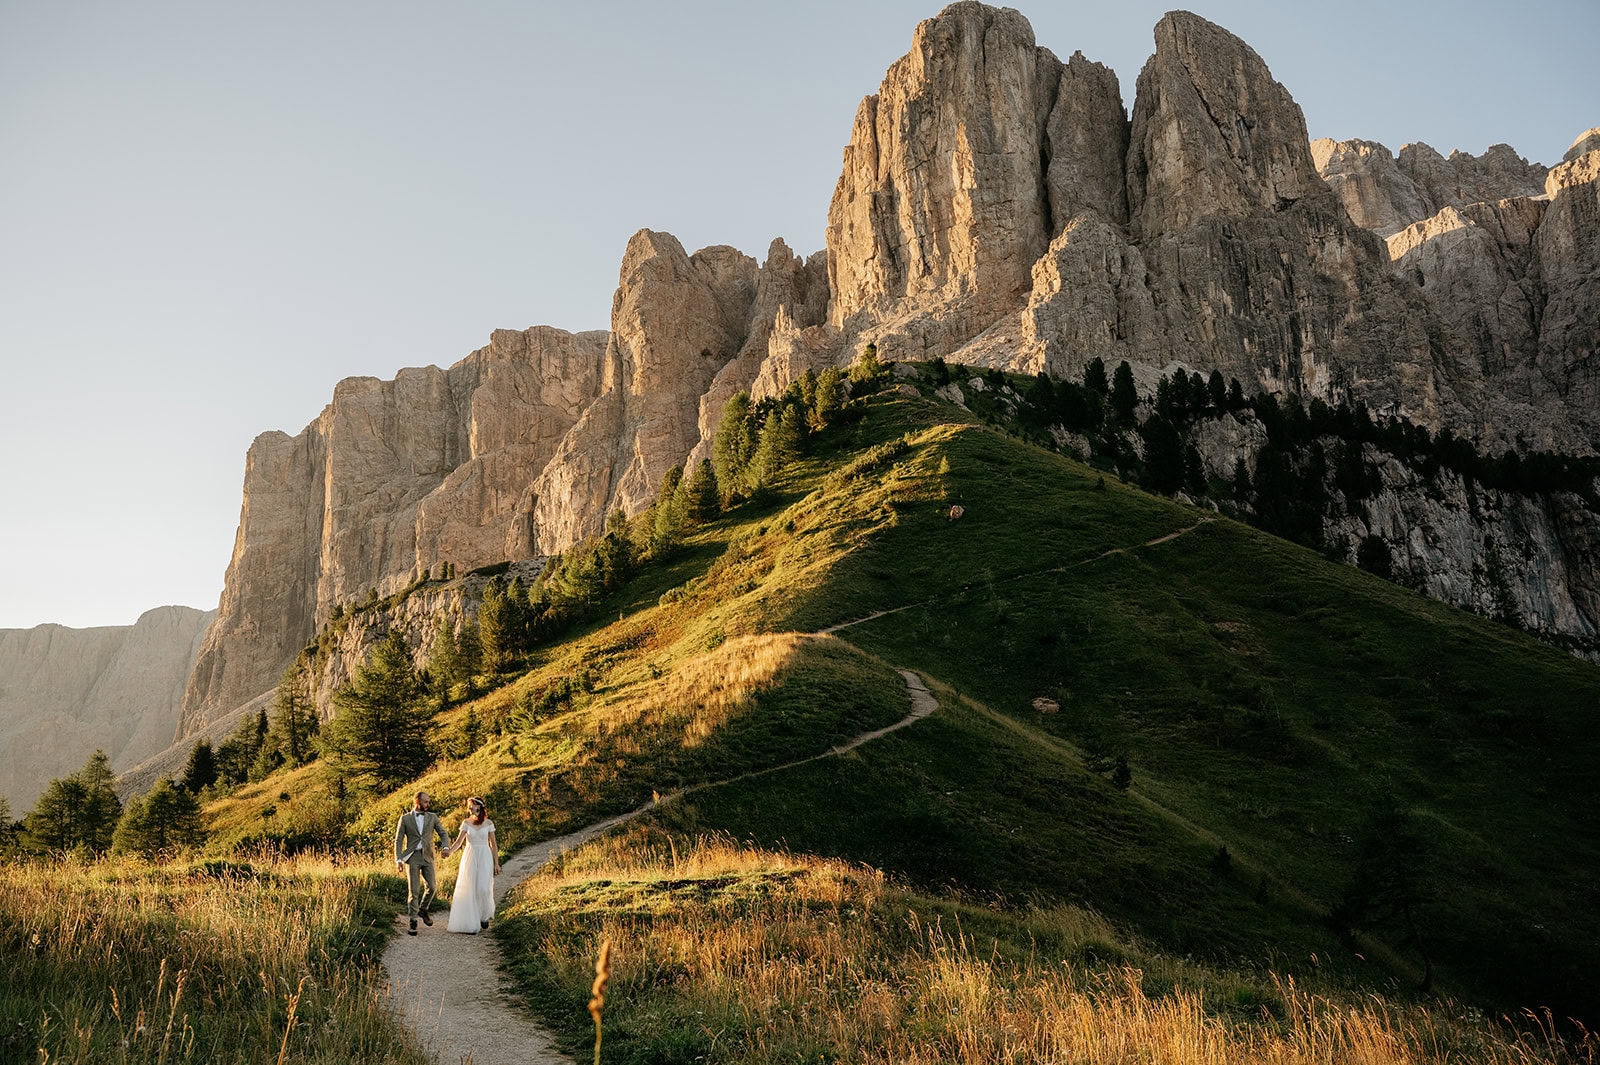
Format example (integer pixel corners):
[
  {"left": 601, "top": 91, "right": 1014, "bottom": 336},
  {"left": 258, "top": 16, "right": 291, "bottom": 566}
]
[
  {"left": 498, "top": 831, "right": 1579, "bottom": 1065},
  {"left": 0, "top": 852, "right": 425, "bottom": 1064},
  {"left": 196, "top": 382, "right": 1597, "bottom": 1027}
]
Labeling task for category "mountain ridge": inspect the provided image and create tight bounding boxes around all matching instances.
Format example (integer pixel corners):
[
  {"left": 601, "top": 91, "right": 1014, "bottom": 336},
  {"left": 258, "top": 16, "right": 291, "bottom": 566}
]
[{"left": 133, "top": 2, "right": 1600, "bottom": 772}]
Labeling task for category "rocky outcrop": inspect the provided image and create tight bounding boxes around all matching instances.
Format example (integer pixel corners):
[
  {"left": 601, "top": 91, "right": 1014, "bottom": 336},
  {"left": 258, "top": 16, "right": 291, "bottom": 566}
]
[
  {"left": 1180, "top": 412, "right": 1599, "bottom": 654},
  {"left": 1127, "top": 12, "right": 1323, "bottom": 238},
  {"left": 0, "top": 606, "right": 213, "bottom": 809},
  {"left": 177, "top": 1, "right": 1600, "bottom": 747},
  {"left": 181, "top": 326, "right": 607, "bottom": 734},
  {"left": 1535, "top": 146, "right": 1600, "bottom": 443},
  {"left": 825, "top": 2, "right": 1064, "bottom": 358},
  {"left": 1312, "top": 137, "right": 1547, "bottom": 236},
  {"left": 1362, "top": 140, "right": 1600, "bottom": 450},
  {"left": 304, "top": 561, "right": 543, "bottom": 721},
  {"left": 529, "top": 231, "right": 759, "bottom": 551}
]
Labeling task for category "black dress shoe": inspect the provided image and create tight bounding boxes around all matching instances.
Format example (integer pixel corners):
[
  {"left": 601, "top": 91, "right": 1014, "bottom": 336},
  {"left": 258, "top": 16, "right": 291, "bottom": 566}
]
[
  {"left": 408, "top": 918, "right": 418, "bottom": 935},
  {"left": 421, "top": 911, "right": 433, "bottom": 926},
  {"left": 480, "top": 920, "right": 488, "bottom": 930}
]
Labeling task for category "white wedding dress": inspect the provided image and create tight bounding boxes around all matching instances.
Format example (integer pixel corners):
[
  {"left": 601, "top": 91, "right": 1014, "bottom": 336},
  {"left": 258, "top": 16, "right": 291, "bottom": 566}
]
[{"left": 446, "top": 818, "right": 496, "bottom": 933}]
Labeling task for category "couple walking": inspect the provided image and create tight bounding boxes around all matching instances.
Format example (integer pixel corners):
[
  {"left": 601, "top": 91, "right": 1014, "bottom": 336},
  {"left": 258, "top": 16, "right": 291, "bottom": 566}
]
[{"left": 393, "top": 790, "right": 500, "bottom": 936}]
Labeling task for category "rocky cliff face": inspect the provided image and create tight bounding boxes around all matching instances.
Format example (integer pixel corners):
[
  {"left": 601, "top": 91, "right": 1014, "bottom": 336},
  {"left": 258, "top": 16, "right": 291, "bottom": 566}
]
[
  {"left": 177, "top": 2, "right": 1599, "bottom": 748},
  {"left": 180, "top": 326, "right": 608, "bottom": 734},
  {"left": 0, "top": 606, "right": 213, "bottom": 809},
  {"left": 1311, "top": 137, "right": 1547, "bottom": 237},
  {"left": 1321, "top": 127, "right": 1600, "bottom": 450}
]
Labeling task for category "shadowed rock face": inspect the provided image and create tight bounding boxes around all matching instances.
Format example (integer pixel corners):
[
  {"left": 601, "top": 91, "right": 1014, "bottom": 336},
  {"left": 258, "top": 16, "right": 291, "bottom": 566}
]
[{"left": 0, "top": 606, "right": 213, "bottom": 809}]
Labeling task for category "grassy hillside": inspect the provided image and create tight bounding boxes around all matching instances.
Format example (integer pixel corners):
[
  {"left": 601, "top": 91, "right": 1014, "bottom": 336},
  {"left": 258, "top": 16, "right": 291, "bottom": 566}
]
[{"left": 184, "top": 378, "right": 1598, "bottom": 1048}]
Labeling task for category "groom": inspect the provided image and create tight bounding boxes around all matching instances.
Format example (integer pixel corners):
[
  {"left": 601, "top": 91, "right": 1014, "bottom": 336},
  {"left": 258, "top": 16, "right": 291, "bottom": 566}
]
[{"left": 394, "top": 790, "right": 451, "bottom": 935}]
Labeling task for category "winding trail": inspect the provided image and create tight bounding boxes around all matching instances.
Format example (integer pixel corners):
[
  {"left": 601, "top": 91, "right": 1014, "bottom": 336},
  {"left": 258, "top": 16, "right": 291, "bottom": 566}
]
[
  {"left": 819, "top": 517, "right": 1214, "bottom": 636},
  {"left": 382, "top": 660, "right": 936, "bottom": 1065}
]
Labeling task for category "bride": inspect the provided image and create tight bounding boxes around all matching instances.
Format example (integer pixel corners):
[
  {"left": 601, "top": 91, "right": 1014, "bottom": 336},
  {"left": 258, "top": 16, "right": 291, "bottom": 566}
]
[{"left": 446, "top": 796, "right": 500, "bottom": 933}]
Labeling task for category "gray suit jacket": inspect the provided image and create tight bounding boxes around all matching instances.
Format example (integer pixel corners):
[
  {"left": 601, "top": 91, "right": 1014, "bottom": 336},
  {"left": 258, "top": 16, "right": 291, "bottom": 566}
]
[{"left": 394, "top": 809, "right": 450, "bottom": 866}]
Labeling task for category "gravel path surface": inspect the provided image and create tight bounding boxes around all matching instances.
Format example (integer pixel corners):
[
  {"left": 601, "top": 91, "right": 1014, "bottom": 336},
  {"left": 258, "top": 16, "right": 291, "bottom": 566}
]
[{"left": 382, "top": 658, "right": 936, "bottom": 1065}]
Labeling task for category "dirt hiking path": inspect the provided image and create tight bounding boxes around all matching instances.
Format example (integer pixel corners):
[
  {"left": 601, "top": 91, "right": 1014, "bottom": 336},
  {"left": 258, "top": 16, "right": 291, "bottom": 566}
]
[
  {"left": 818, "top": 518, "right": 1213, "bottom": 636},
  {"left": 382, "top": 658, "right": 936, "bottom": 1065}
]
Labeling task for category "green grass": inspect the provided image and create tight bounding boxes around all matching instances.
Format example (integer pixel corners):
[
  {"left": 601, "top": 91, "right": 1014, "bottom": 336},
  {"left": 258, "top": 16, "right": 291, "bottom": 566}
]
[{"left": 202, "top": 382, "right": 1598, "bottom": 1026}]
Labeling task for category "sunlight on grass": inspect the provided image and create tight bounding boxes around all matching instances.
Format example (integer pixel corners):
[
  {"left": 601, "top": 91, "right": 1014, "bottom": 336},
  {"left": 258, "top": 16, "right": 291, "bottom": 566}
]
[
  {"left": 500, "top": 832, "right": 1594, "bottom": 1065},
  {"left": 0, "top": 851, "right": 425, "bottom": 1064}
]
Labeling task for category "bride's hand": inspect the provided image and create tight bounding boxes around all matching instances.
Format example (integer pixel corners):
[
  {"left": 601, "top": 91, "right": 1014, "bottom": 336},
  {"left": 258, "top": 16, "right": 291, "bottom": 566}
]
[{"left": 494, "top": 864, "right": 501, "bottom": 876}]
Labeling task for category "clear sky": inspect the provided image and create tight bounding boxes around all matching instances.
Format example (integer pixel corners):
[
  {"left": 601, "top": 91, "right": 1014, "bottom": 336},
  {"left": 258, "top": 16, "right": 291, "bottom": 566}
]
[{"left": 2, "top": 0, "right": 1594, "bottom": 629}]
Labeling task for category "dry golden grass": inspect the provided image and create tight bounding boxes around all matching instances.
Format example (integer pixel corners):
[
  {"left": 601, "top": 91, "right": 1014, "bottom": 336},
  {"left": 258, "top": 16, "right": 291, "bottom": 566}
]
[
  {"left": 501, "top": 834, "right": 1595, "bottom": 1065},
  {"left": 588, "top": 633, "right": 809, "bottom": 747},
  {"left": 0, "top": 851, "right": 427, "bottom": 1064}
]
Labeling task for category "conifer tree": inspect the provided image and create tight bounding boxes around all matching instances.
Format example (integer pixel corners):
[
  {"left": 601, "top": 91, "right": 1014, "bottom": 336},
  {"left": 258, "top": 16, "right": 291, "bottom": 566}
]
[
  {"left": 798, "top": 368, "right": 818, "bottom": 410},
  {"left": 713, "top": 392, "right": 759, "bottom": 492},
  {"left": 812, "top": 367, "right": 845, "bottom": 427},
  {"left": 181, "top": 739, "right": 218, "bottom": 794},
  {"left": 1111, "top": 360, "right": 1138, "bottom": 424},
  {"left": 323, "top": 630, "right": 435, "bottom": 792},
  {"left": 0, "top": 796, "right": 16, "bottom": 852},
  {"left": 1083, "top": 357, "right": 1109, "bottom": 395},
  {"left": 1208, "top": 369, "right": 1227, "bottom": 408},
  {"left": 113, "top": 776, "right": 206, "bottom": 857},
  {"left": 1233, "top": 457, "right": 1253, "bottom": 504},
  {"left": 479, "top": 577, "right": 515, "bottom": 673},
  {"left": 1184, "top": 444, "right": 1209, "bottom": 498},
  {"left": 457, "top": 619, "right": 483, "bottom": 695},
  {"left": 849, "top": 342, "right": 884, "bottom": 389},
  {"left": 652, "top": 465, "right": 686, "bottom": 552},
  {"left": 685, "top": 459, "right": 720, "bottom": 521},
  {"left": 27, "top": 750, "right": 121, "bottom": 853},
  {"left": 428, "top": 617, "right": 461, "bottom": 704},
  {"left": 271, "top": 659, "right": 317, "bottom": 766}
]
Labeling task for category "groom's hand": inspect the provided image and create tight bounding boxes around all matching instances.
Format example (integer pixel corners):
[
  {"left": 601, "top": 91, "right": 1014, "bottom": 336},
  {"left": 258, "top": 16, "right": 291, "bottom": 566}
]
[{"left": 395, "top": 861, "right": 403, "bottom": 873}]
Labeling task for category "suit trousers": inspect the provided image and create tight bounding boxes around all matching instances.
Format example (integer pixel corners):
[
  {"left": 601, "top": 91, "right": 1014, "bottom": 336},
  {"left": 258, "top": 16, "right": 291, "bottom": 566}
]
[{"left": 406, "top": 855, "right": 438, "bottom": 917}]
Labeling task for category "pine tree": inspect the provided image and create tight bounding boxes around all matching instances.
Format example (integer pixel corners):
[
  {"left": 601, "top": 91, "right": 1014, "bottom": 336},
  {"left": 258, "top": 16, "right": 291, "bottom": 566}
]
[
  {"left": 428, "top": 617, "right": 460, "bottom": 704},
  {"left": 479, "top": 577, "right": 515, "bottom": 673},
  {"left": 798, "top": 368, "right": 819, "bottom": 409},
  {"left": 181, "top": 739, "right": 218, "bottom": 794},
  {"left": 1208, "top": 369, "right": 1227, "bottom": 409},
  {"left": 1228, "top": 377, "right": 1245, "bottom": 408},
  {"left": 457, "top": 620, "right": 483, "bottom": 695},
  {"left": 812, "top": 368, "right": 845, "bottom": 427},
  {"left": 596, "top": 507, "right": 637, "bottom": 590},
  {"left": 505, "top": 576, "right": 532, "bottom": 652},
  {"left": 1111, "top": 755, "right": 1132, "bottom": 791},
  {"left": 0, "top": 796, "right": 16, "bottom": 852},
  {"left": 849, "top": 342, "right": 884, "bottom": 389},
  {"left": 1083, "top": 357, "right": 1108, "bottom": 395},
  {"left": 1233, "top": 457, "right": 1253, "bottom": 504},
  {"left": 652, "top": 465, "right": 686, "bottom": 552},
  {"left": 271, "top": 660, "right": 318, "bottom": 766},
  {"left": 713, "top": 392, "right": 759, "bottom": 493},
  {"left": 27, "top": 750, "right": 121, "bottom": 854},
  {"left": 1140, "top": 416, "right": 1185, "bottom": 495},
  {"left": 114, "top": 777, "right": 206, "bottom": 858},
  {"left": 323, "top": 630, "right": 435, "bottom": 792},
  {"left": 685, "top": 459, "right": 720, "bottom": 521},
  {"left": 1111, "top": 360, "right": 1138, "bottom": 424}
]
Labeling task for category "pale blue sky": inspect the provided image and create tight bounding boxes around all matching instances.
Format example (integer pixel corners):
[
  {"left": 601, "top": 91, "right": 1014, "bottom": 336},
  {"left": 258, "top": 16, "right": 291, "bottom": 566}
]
[{"left": 2, "top": 0, "right": 1594, "bottom": 628}]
